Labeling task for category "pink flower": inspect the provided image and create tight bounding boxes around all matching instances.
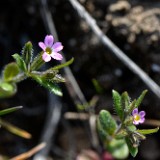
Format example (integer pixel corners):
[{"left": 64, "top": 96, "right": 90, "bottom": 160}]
[
  {"left": 132, "top": 108, "right": 146, "bottom": 125},
  {"left": 38, "top": 35, "right": 63, "bottom": 62}
]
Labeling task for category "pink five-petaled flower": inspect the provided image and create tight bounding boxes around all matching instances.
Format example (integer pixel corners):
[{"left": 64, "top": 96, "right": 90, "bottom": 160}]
[
  {"left": 38, "top": 35, "right": 63, "bottom": 62},
  {"left": 132, "top": 108, "right": 146, "bottom": 125}
]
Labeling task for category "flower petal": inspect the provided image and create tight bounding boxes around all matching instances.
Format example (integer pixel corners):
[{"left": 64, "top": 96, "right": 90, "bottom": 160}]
[
  {"left": 38, "top": 42, "right": 46, "bottom": 50},
  {"left": 132, "top": 108, "right": 138, "bottom": 115},
  {"left": 50, "top": 52, "right": 63, "bottom": 60},
  {"left": 133, "top": 120, "right": 139, "bottom": 125},
  {"left": 139, "top": 117, "right": 145, "bottom": 123},
  {"left": 44, "top": 35, "right": 54, "bottom": 47},
  {"left": 42, "top": 52, "right": 51, "bottom": 62},
  {"left": 52, "top": 42, "right": 63, "bottom": 52},
  {"left": 139, "top": 111, "right": 146, "bottom": 117}
]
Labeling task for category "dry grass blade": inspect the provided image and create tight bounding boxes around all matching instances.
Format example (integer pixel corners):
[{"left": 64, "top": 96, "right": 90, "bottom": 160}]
[
  {"left": 10, "top": 142, "right": 46, "bottom": 160},
  {"left": 0, "top": 119, "right": 31, "bottom": 139}
]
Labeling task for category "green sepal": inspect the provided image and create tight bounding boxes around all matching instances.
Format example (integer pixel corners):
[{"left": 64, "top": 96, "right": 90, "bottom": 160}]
[
  {"left": 107, "top": 139, "right": 129, "bottom": 159},
  {"left": 0, "top": 106, "right": 22, "bottom": 116},
  {"left": 0, "top": 82, "right": 17, "bottom": 98},
  {"left": 22, "top": 41, "right": 33, "bottom": 67},
  {"left": 98, "top": 110, "right": 117, "bottom": 135},
  {"left": 137, "top": 127, "right": 159, "bottom": 135},
  {"left": 3, "top": 62, "right": 20, "bottom": 82},
  {"left": 52, "top": 57, "right": 74, "bottom": 70},
  {"left": 12, "top": 54, "right": 27, "bottom": 72},
  {"left": 115, "top": 129, "right": 128, "bottom": 139},
  {"left": 31, "top": 75, "right": 63, "bottom": 96},
  {"left": 42, "top": 70, "right": 65, "bottom": 83},
  {"left": 127, "top": 125, "right": 137, "bottom": 132},
  {"left": 135, "top": 90, "right": 148, "bottom": 108},
  {"left": 112, "top": 90, "right": 124, "bottom": 121},
  {"left": 125, "top": 137, "right": 138, "bottom": 157}
]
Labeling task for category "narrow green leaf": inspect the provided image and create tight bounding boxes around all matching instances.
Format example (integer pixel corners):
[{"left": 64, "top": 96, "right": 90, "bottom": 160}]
[
  {"left": 98, "top": 110, "right": 117, "bottom": 135},
  {"left": 112, "top": 90, "right": 124, "bottom": 121},
  {"left": 3, "top": 62, "right": 20, "bottom": 82},
  {"left": 52, "top": 58, "right": 74, "bottom": 70},
  {"left": 12, "top": 53, "right": 27, "bottom": 72},
  {"left": 135, "top": 90, "right": 148, "bottom": 108},
  {"left": 30, "top": 52, "right": 45, "bottom": 71},
  {"left": 0, "top": 106, "right": 23, "bottom": 116},
  {"left": 92, "top": 78, "right": 104, "bottom": 94},
  {"left": 31, "top": 75, "right": 63, "bottom": 96},
  {"left": 128, "top": 99, "right": 136, "bottom": 114},
  {"left": 22, "top": 41, "right": 33, "bottom": 67},
  {"left": 0, "top": 82, "right": 17, "bottom": 98},
  {"left": 125, "top": 137, "right": 138, "bottom": 157},
  {"left": 121, "top": 92, "right": 130, "bottom": 112},
  {"left": 137, "top": 127, "right": 159, "bottom": 135},
  {"left": 107, "top": 139, "right": 129, "bottom": 159}
]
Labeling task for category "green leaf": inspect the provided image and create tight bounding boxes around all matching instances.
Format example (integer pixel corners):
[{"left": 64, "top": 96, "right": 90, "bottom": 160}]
[
  {"left": 128, "top": 100, "right": 136, "bottom": 114},
  {"left": 112, "top": 90, "right": 124, "bottom": 121},
  {"left": 97, "top": 118, "right": 109, "bottom": 142},
  {"left": 107, "top": 139, "right": 129, "bottom": 159},
  {"left": 92, "top": 78, "right": 104, "bottom": 94},
  {"left": 135, "top": 90, "right": 148, "bottom": 108},
  {"left": 52, "top": 57, "right": 74, "bottom": 70},
  {"left": 121, "top": 92, "right": 130, "bottom": 112},
  {"left": 31, "top": 75, "right": 63, "bottom": 96},
  {"left": 12, "top": 53, "right": 27, "bottom": 72},
  {"left": 137, "top": 127, "right": 159, "bottom": 135},
  {"left": 3, "top": 62, "right": 20, "bottom": 82},
  {"left": 22, "top": 41, "right": 33, "bottom": 67},
  {"left": 0, "top": 82, "right": 17, "bottom": 98},
  {"left": 98, "top": 110, "right": 117, "bottom": 135},
  {"left": 30, "top": 52, "right": 45, "bottom": 71},
  {"left": 127, "top": 125, "right": 137, "bottom": 132},
  {"left": 125, "top": 137, "right": 138, "bottom": 157},
  {"left": 0, "top": 106, "right": 22, "bottom": 116}
]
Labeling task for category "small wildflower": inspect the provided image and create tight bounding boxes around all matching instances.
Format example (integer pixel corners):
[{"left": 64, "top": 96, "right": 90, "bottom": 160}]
[
  {"left": 132, "top": 108, "right": 146, "bottom": 125},
  {"left": 38, "top": 35, "right": 63, "bottom": 62}
]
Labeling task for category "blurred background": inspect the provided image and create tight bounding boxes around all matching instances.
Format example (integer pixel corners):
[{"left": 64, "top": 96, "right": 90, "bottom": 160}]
[{"left": 0, "top": 0, "right": 160, "bottom": 159}]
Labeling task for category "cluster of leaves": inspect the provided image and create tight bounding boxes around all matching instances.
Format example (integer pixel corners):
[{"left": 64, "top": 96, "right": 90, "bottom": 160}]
[
  {"left": 97, "top": 90, "right": 159, "bottom": 159},
  {"left": 0, "top": 42, "right": 73, "bottom": 98}
]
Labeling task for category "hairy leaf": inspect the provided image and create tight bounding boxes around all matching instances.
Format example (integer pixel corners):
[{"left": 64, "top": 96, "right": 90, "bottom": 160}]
[
  {"left": 52, "top": 57, "right": 74, "bottom": 70},
  {"left": 12, "top": 54, "right": 27, "bottom": 72},
  {"left": 22, "top": 41, "right": 33, "bottom": 67},
  {"left": 107, "top": 139, "right": 129, "bottom": 159},
  {"left": 137, "top": 127, "right": 159, "bottom": 135},
  {"left": 0, "top": 82, "right": 17, "bottom": 98},
  {"left": 121, "top": 92, "right": 130, "bottom": 112},
  {"left": 112, "top": 90, "right": 124, "bottom": 121},
  {"left": 98, "top": 110, "right": 117, "bottom": 135},
  {"left": 31, "top": 75, "right": 63, "bottom": 96},
  {"left": 125, "top": 137, "right": 138, "bottom": 157},
  {"left": 135, "top": 90, "right": 148, "bottom": 108},
  {"left": 3, "top": 62, "right": 20, "bottom": 82}
]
